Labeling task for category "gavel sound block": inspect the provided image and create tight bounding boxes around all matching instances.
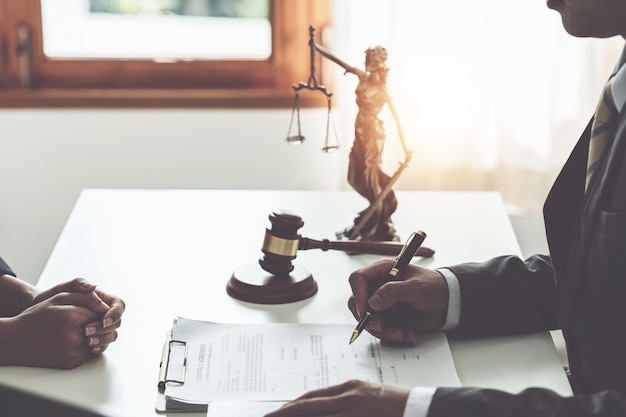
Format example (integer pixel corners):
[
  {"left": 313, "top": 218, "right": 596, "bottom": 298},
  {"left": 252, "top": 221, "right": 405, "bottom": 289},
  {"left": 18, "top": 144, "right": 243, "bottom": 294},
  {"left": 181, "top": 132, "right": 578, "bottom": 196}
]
[{"left": 227, "top": 210, "right": 435, "bottom": 304}]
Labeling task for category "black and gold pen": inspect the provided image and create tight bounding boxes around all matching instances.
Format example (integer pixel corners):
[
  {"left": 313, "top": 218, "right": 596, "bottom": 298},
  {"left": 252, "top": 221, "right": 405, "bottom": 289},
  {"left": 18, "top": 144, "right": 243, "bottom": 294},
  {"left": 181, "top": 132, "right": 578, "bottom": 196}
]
[{"left": 349, "top": 230, "right": 427, "bottom": 344}]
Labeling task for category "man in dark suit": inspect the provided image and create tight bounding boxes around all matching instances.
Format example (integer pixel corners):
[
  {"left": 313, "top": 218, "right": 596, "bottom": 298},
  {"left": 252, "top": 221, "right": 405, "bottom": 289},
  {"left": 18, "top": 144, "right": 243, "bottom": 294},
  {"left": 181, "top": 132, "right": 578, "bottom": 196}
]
[
  {"left": 0, "top": 256, "right": 125, "bottom": 369},
  {"left": 266, "top": 0, "right": 626, "bottom": 416}
]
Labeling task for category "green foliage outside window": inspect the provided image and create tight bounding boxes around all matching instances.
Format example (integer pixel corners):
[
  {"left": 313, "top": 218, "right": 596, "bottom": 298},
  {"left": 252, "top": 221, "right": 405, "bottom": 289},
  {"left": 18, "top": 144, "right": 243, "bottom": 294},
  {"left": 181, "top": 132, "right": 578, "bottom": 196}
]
[{"left": 89, "top": 0, "right": 268, "bottom": 18}]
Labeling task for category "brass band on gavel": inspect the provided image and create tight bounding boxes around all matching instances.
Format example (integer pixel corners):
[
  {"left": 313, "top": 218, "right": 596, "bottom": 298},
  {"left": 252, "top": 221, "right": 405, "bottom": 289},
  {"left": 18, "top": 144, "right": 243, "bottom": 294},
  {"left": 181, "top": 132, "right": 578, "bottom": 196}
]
[{"left": 262, "top": 233, "right": 300, "bottom": 257}]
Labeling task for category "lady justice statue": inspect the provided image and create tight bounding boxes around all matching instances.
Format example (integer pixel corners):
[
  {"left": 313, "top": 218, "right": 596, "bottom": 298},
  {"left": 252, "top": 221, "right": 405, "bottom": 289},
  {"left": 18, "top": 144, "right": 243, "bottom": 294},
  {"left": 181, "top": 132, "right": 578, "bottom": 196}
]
[{"left": 304, "top": 27, "right": 413, "bottom": 242}]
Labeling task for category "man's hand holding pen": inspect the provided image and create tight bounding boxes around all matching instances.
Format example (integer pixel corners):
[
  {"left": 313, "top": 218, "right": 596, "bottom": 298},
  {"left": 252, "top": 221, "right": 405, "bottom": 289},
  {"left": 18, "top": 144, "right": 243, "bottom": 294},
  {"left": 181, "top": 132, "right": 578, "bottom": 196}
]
[
  {"left": 349, "top": 230, "right": 428, "bottom": 344},
  {"left": 347, "top": 259, "right": 450, "bottom": 345},
  {"left": 267, "top": 232, "right": 451, "bottom": 417}
]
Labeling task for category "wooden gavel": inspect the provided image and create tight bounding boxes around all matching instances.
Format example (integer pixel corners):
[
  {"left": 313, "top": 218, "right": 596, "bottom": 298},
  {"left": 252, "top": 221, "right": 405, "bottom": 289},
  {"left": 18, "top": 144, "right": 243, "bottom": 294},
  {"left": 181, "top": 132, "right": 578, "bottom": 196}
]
[{"left": 259, "top": 210, "right": 435, "bottom": 276}]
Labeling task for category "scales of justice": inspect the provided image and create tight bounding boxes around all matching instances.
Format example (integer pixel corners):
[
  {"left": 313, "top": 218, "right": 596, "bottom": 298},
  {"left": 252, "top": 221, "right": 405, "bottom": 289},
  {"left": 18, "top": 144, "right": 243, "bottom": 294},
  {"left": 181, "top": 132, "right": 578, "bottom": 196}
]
[
  {"left": 227, "top": 26, "right": 434, "bottom": 305},
  {"left": 288, "top": 25, "right": 415, "bottom": 242}
]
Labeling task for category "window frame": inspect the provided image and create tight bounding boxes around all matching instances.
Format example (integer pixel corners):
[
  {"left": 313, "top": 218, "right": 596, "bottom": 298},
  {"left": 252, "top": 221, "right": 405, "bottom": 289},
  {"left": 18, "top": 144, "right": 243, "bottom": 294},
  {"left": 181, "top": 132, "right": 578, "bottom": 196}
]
[{"left": 0, "top": 0, "right": 331, "bottom": 108}]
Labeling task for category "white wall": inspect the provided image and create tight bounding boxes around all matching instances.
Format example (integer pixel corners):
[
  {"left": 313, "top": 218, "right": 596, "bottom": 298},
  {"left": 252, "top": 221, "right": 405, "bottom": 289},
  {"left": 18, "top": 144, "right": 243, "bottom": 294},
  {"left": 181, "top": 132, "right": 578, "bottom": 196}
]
[{"left": 0, "top": 108, "right": 350, "bottom": 283}]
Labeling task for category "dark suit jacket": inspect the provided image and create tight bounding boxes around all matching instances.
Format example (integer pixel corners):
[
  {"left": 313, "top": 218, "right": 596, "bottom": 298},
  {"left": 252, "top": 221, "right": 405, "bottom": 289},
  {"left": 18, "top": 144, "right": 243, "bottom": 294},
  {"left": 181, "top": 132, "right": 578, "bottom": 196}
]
[
  {"left": 0, "top": 256, "right": 14, "bottom": 277},
  {"left": 427, "top": 114, "right": 626, "bottom": 415},
  {"left": 0, "top": 381, "right": 106, "bottom": 417}
]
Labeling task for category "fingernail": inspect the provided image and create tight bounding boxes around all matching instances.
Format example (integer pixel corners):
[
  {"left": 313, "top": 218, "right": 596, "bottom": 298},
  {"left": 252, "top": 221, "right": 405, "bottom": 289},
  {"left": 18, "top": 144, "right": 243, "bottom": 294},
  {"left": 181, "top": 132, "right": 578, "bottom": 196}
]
[
  {"left": 78, "top": 278, "right": 94, "bottom": 288},
  {"left": 85, "top": 326, "right": 96, "bottom": 336},
  {"left": 369, "top": 321, "right": 383, "bottom": 332},
  {"left": 92, "top": 346, "right": 102, "bottom": 353},
  {"left": 103, "top": 317, "right": 113, "bottom": 328},
  {"left": 89, "top": 337, "right": 100, "bottom": 346},
  {"left": 369, "top": 294, "right": 383, "bottom": 309}
]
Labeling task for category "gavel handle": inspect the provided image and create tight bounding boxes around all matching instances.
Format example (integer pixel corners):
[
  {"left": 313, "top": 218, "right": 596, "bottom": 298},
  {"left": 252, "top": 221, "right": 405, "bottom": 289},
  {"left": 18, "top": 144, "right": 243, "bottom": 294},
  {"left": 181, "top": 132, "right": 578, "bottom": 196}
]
[{"left": 299, "top": 237, "right": 435, "bottom": 258}]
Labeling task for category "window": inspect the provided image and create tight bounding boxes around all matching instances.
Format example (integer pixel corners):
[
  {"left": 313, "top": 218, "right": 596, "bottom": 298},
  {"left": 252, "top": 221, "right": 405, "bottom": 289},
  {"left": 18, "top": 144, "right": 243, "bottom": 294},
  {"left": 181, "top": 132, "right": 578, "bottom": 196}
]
[
  {"left": 0, "top": 0, "right": 331, "bottom": 108},
  {"left": 42, "top": 0, "right": 272, "bottom": 60}
]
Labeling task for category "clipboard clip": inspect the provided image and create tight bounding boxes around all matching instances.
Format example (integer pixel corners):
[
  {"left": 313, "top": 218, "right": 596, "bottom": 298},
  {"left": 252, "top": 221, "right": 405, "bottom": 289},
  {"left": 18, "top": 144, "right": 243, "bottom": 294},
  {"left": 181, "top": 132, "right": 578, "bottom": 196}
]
[{"left": 158, "top": 337, "right": 188, "bottom": 393}]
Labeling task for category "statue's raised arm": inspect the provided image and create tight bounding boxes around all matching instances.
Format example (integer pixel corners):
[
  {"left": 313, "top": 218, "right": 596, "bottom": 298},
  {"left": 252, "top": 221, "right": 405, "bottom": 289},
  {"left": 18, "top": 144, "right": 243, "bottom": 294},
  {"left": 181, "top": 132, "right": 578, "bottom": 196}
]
[{"left": 313, "top": 43, "right": 364, "bottom": 77}]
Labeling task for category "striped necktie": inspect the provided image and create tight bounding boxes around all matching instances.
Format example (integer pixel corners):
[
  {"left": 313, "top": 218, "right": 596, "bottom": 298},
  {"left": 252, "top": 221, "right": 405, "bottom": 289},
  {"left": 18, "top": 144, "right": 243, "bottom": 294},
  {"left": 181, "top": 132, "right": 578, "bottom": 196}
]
[{"left": 586, "top": 78, "right": 619, "bottom": 190}]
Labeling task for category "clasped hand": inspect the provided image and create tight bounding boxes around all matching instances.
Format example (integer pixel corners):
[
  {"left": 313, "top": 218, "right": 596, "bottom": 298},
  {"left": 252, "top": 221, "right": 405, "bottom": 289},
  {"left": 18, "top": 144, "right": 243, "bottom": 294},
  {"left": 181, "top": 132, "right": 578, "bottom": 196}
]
[{"left": 5, "top": 278, "right": 125, "bottom": 369}]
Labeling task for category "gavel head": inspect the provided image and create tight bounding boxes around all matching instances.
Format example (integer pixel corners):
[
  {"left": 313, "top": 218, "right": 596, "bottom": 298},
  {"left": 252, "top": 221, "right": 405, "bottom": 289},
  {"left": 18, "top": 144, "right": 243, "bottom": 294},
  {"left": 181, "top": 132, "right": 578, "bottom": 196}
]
[{"left": 259, "top": 210, "right": 304, "bottom": 276}]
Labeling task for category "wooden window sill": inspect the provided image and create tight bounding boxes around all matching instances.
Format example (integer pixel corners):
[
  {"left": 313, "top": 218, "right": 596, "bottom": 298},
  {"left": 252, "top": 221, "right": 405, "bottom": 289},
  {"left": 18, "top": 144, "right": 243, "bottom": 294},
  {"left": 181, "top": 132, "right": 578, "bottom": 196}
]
[{"left": 0, "top": 88, "right": 329, "bottom": 109}]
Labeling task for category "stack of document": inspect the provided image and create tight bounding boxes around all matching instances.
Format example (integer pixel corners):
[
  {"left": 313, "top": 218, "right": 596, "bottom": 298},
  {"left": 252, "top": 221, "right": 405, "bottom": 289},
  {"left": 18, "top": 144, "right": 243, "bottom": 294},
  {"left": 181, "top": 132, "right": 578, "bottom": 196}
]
[{"left": 156, "top": 317, "right": 461, "bottom": 412}]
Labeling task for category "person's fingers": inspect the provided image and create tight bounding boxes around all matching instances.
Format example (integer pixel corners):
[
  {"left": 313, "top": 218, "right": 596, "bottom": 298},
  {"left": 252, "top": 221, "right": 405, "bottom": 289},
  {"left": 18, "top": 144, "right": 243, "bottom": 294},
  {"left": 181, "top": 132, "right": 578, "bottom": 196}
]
[
  {"left": 93, "top": 287, "right": 122, "bottom": 307},
  {"left": 368, "top": 279, "right": 428, "bottom": 311},
  {"left": 84, "top": 316, "right": 122, "bottom": 337},
  {"left": 86, "top": 329, "right": 118, "bottom": 353},
  {"left": 268, "top": 380, "right": 358, "bottom": 416},
  {"left": 49, "top": 291, "right": 110, "bottom": 315},
  {"left": 266, "top": 380, "right": 400, "bottom": 417},
  {"left": 9, "top": 302, "right": 104, "bottom": 369},
  {"left": 60, "top": 277, "right": 97, "bottom": 292},
  {"left": 94, "top": 288, "right": 126, "bottom": 328},
  {"left": 348, "top": 259, "right": 395, "bottom": 317},
  {"left": 90, "top": 344, "right": 109, "bottom": 354},
  {"left": 34, "top": 278, "right": 96, "bottom": 303},
  {"left": 355, "top": 298, "right": 445, "bottom": 341},
  {"left": 378, "top": 326, "right": 417, "bottom": 345}
]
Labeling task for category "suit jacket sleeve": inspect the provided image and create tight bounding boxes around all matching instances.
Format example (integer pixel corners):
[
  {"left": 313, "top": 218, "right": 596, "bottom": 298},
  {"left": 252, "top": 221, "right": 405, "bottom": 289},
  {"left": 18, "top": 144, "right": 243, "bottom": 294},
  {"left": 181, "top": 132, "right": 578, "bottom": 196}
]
[
  {"left": 446, "top": 254, "right": 558, "bottom": 337},
  {"left": 428, "top": 257, "right": 626, "bottom": 416},
  {"left": 429, "top": 387, "right": 626, "bottom": 417},
  {"left": 0, "top": 256, "right": 15, "bottom": 277}
]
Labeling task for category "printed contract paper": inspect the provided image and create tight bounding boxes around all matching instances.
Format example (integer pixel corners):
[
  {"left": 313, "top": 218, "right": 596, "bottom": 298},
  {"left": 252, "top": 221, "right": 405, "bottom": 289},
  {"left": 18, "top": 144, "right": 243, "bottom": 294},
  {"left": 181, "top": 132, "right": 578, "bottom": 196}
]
[{"left": 161, "top": 317, "right": 460, "bottom": 411}]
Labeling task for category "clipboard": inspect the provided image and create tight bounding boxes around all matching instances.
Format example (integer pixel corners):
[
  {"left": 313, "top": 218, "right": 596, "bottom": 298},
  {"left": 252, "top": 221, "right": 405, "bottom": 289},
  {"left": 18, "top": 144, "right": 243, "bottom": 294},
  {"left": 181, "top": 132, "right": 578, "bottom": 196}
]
[
  {"left": 155, "top": 331, "right": 191, "bottom": 412},
  {"left": 155, "top": 317, "right": 460, "bottom": 413}
]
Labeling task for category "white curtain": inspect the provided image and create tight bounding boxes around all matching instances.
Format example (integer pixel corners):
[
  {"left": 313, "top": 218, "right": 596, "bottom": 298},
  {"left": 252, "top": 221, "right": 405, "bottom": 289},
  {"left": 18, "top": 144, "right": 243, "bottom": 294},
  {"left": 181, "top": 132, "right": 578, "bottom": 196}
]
[{"left": 327, "top": 0, "right": 623, "bottom": 213}]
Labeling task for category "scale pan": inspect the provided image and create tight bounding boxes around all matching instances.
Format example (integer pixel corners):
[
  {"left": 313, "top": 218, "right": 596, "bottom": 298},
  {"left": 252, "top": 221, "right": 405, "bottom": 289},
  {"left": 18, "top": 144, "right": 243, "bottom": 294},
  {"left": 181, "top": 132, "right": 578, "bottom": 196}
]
[{"left": 287, "top": 135, "right": 305, "bottom": 144}]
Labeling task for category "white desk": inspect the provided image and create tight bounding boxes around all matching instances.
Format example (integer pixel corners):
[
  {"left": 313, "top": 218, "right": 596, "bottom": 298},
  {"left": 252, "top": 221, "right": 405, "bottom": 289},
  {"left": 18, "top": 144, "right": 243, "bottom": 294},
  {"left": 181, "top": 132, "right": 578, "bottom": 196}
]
[{"left": 1, "top": 190, "right": 572, "bottom": 416}]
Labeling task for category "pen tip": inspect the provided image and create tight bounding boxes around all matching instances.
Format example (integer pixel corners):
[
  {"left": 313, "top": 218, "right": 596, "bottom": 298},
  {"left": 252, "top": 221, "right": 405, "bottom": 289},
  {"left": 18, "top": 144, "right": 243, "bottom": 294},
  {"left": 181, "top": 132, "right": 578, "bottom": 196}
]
[{"left": 349, "top": 330, "right": 359, "bottom": 345}]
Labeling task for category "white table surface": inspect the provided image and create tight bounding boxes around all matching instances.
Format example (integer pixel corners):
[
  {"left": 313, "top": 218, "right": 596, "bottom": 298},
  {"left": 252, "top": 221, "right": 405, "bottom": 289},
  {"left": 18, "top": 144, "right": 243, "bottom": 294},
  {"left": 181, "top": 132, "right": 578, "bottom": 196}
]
[{"left": 0, "top": 190, "right": 572, "bottom": 416}]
